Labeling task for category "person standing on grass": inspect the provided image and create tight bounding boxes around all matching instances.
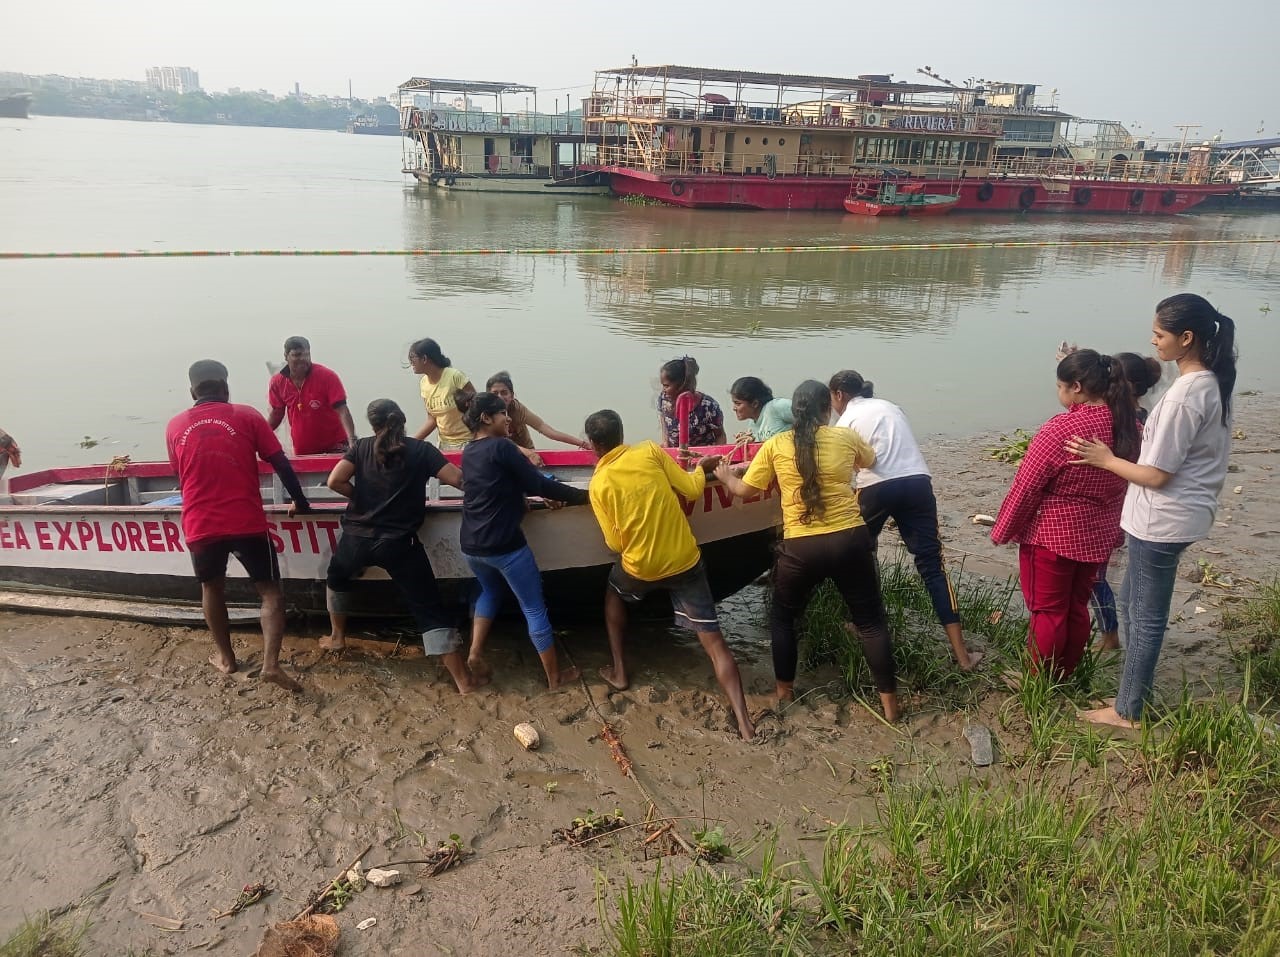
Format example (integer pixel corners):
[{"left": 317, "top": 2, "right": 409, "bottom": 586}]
[
  {"left": 991, "top": 350, "right": 1139, "bottom": 680},
  {"left": 715, "top": 380, "right": 900, "bottom": 721},
  {"left": 321, "top": 399, "right": 487, "bottom": 695},
  {"left": 829, "top": 369, "right": 982, "bottom": 672},
  {"left": 409, "top": 338, "right": 474, "bottom": 451},
  {"left": 584, "top": 409, "right": 755, "bottom": 741},
  {"left": 1089, "top": 352, "right": 1163, "bottom": 652},
  {"left": 266, "top": 336, "right": 358, "bottom": 454},
  {"left": 455, "top": 391, "right": 589, "bottom": 690},
  {"left": 1068, "top": 295, "right": 1236, "bottom": 728},
  {"left": 166, "top": 359, "right": 310, "bottom": 692}
]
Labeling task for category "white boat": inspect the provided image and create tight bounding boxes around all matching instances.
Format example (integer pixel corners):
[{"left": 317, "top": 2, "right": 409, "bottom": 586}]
[{"left": 0, "top": 448, "right": 779, "bottom": 623}]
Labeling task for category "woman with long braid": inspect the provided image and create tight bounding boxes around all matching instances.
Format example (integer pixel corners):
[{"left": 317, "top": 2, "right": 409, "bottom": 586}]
[{"left": 716, "top": 380, "right": 899, "bottom": 720}]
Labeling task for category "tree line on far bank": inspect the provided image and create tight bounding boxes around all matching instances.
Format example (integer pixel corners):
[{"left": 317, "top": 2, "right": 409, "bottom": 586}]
[{"left": 30, "top": 88, "right": 399, "bottom": 130}]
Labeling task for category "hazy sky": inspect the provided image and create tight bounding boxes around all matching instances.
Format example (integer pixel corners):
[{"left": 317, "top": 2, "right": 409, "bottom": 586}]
[{"left": 5, "top": 0, "right": 1276, "bottom": 141}]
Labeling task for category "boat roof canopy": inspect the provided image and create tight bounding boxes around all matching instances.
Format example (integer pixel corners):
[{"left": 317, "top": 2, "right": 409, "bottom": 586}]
[
  {"left": 596, "top": 64, "right": 954, "bottom": 95},
  {"left": 1214, "top": 136, "right": 1280, "bottom": 151},
  {"left": 397, "top": 77, "right": 537, "bottom": 95}
]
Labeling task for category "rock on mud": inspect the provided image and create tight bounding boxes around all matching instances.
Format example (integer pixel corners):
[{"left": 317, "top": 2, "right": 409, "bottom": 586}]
[
  {"left": 366, "top": 867, "right": 402, "bottom": 888},
  {"left": 514, "top": 723, "right": 541, "bottom": 750}
]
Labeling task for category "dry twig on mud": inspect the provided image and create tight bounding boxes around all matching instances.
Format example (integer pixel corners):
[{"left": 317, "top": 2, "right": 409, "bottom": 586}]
[
  {"left": 600, "top": 722, "right": 634, "bottom": 777},
  {"left": 291, "top": 843, "right": 372, "bottom": 921},
  {"left": 213, "top": 882, "right": 271, "bottom": 920}
]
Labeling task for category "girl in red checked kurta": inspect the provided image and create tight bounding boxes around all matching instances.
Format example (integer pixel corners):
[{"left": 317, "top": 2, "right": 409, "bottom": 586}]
[{"left": 992, "top": 350, "right": 1140, "bottom": 679}]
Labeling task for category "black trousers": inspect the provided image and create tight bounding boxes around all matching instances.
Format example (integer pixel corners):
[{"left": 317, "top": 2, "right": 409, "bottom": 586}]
[
  {"left": 326, "top": 533, "right": 449, "bottom": 634},
  {"left": 858, "top": 474, "right": 960, "bottom": 627},
  {"left": 770, "top": 525, "right": 896, "bottom": 693}
]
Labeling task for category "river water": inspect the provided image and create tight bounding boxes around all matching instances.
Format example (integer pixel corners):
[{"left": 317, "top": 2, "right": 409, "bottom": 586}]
[{"left": 2, "top": 116, "right": 1278, "bottom": 469}]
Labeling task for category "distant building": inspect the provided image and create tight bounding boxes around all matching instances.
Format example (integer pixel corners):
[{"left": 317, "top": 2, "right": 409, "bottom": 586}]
[{"left": 146, "top": 66, "right": 200, "bottom": 94}]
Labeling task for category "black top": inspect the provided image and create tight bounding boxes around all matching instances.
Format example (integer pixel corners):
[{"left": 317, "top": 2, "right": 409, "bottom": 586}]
[
  {"left": 341, "top": 436, "right": 448, "bottom": 538},
  {"left": 459, "top": 436, "right": 589, "bottom": 556}
]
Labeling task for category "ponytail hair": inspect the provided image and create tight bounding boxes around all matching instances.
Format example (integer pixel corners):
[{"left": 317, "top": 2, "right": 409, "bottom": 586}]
[
  {"left": 366, "top": 399, "right": 407, "bottom": 466},
  {"left": 1056, "top": 349, "right": 1139, "bottom": 461},
  {"left": 409, "top": 338, "right": 451, "bottom": 368},
  {"left": 1114, "top": 352, "right": 1162, "bottom": 398},
  {"left": 1155, "top": 293, "right": 1237, "bottom": 424},
  {"left": 827, "top": 369, "right": 875, "bottom": 399},
  {"left": 790, "top": 380, "right": 832, "bottom": 526},
  {"left": 454, "top": 389, "right": 506, "bottom": 433},
  {"left": 661, "top": 356, "right": 699, "bottom": 394}
]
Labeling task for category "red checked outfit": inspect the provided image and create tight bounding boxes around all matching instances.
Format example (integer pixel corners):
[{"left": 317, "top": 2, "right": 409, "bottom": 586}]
[{"left": 992, "top": 404, "right": 1130, "bottom": 678}]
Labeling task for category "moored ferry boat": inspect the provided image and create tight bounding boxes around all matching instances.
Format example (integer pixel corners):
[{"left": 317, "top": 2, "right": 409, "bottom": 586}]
[
  {"left": 398, "top": 76, "right": 618, "bottom": 195},
  {"left": 0, "top": 448, "right": 779, "bottom": 623},
  {"left": 581, "top": 64, "right": 1236, "bottom": 214}
]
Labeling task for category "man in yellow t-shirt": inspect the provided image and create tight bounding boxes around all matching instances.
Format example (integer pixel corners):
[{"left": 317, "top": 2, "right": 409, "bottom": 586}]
[{"left": 585, "top": 410, "right": 754, "bottom": 740}]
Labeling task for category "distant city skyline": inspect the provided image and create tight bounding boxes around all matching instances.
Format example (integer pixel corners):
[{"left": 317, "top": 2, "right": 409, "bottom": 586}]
[{"left": 3, "top": 0, "right": 1275, "bottom": 141}]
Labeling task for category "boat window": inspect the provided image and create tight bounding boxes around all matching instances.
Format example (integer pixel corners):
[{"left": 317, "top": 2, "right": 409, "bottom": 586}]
[
  {"left": 744, "top": 136, "right": 751, "bottom": 144},
  {"left": 778, "top": 138, "right": 785, "bottom": 146},
  {"left": 762, "top": 137, "right": 769, "bottom": 145}
]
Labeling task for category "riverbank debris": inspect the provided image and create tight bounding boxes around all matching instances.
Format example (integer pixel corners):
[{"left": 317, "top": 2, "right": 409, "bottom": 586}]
[
  {"left": 254, "top": 914, "right": 340, "bottom": 957},
  {"left": 553, "top": 808, "right": 628, "bottom": 846},
  {"left": 292, "top": 843, "right": 373, "bottom": 921},
  {"left": 213, "top": 882, "right": 271, "bottom": 920},
  {"left": 963, "top": 723, "right": 995, "bottom": 766},
  {"left": 600, "top": 723, "right": 633, "bottom": 777},
  {"left": 366, "top": 867, "right": 402, "bottom": 888},
  {"left": 513, "top": 722, "right": 541, "bottom": 750}
]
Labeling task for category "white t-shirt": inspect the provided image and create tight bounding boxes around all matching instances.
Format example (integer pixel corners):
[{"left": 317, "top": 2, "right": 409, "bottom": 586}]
[
  {"left": 1121, "top": 370, "right": 1230, "bottom": 543},
  {"left": 835, "top": 396, "right": 931, "bottom": 489}
]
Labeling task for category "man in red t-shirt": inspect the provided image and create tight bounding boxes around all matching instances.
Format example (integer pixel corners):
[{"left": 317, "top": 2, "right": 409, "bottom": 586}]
[
  {"left": 266, "top": 336, "right": 358, "bottom": 455},
  {"left": 167, "top": 359, "right": 313, "bottom": 691}
]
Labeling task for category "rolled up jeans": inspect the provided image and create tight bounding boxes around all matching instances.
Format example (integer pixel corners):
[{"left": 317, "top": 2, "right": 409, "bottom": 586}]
[{"left": 1115, "top": 534, "right": 1192, "bottom": 721}]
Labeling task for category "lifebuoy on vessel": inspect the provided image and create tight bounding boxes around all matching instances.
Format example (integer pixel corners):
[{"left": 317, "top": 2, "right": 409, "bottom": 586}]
[
  {"left": 444, "top": 174, "right": 457, "bottom": 187},
  {"left": 670, "top": 180, "right": 686, "bottom": 197},
  {"left": 428, "top": 171, "right": 441, "bottom": 185},
  {"left": 1074, "top": 187, "right": 1093, "bottom": 206},
  {"left": 1129, "top": 189, "right": 1145, "bottom": 207},
  {"left": 976, "top": 182, "right": 994, "bottom": 202},
  {"left": 1160, "top": 189, "right": 1177, "bottom": 207},
  {"left": 428, "top": 112, "right": 440, "bottom": 125},
  {"left": 1018, "top": 187, "right": 1036, "bottom": 210}
]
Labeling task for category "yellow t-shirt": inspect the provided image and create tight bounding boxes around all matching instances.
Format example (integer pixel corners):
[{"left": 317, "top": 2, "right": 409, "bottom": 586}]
[
  {"left": 420, "top": 367, "right": 470, "bottom": 447},
  {"left": 589, "top": 441, "right": 705, "bottom": 581},
  {"left": 742, "top": 427, "right": 875, "bottom": 538}
]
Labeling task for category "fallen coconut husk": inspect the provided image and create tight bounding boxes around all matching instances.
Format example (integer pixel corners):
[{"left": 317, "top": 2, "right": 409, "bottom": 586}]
[{"left": 254, "top": 914, "right": 340, "bottom": 957}]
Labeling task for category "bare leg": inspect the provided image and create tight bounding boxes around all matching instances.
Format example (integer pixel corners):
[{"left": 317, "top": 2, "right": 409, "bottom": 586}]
[
  {"left": 880, "top": 691, "right": 902, "bottom": 723},
  {"left": 255, "top": 581, "right": 301, "bottom": 692},
  {"left": 695, "top": 630, "right": 755, "bottom": 740},
  {"left": 599, "top": 588, "right": 630, "bottom": 690},
  {"left": 467, "top": 616, "right": 494, "bottom": 678},
  {"left": 440, "top": 651, "right": 489, "bottom": 695},
  {"left": 945, "top": 622, "right": 983, "bottom": 671},
  {"left": 320, "top": 587, "right": 348, "bottom": 651},
  {"left": 538, "top": 646, "right": 580, "bottom": 690},
  {"left": 201, "top": 578, "right": 237, "bottom": 674},
  {"left": 775, "top": 679, "right": 795, "bottom": 704},
  {"left": 1099, "top": 630, "right": 1120, "bottom": 653}
]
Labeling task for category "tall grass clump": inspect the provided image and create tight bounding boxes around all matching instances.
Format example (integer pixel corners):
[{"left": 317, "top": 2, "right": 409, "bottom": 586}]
[
  {"left": 0, "top": 912, "right": 88, "bottom": 957},
  {"left": 599, "top": 695, "right": 1280, "bottom": 956},
  {"left": 1225, "top": 578, "right": 1280, "bottom": 703}
]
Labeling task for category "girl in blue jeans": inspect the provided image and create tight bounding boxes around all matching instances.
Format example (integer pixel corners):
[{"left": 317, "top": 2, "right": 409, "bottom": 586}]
[
  {"left": 1068, "top": 294, "right": 1237, "bottom": 727},
  {"left": 454, "top": 391, "right": 590, "bottom": 689}
]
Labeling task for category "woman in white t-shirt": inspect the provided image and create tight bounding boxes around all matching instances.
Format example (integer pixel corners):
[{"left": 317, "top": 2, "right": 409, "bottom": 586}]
[
  {"left": 829, "top": 370, "right": 980, "bottom": 671},
  {"left": 1067, "top": 294, "right": 1237, "bottom": 727}
]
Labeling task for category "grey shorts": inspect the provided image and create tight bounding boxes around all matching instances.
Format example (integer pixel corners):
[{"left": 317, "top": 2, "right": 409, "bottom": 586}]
[
  {"left": 608, "top": 559, "right": 720, "bottom": 633},
  {"left": 422, "top": 627, "right": 462, "bottom": 656}
]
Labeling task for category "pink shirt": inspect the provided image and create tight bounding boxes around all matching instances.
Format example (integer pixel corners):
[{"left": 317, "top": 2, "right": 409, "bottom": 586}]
[
  {"left": 991, "top": 404, "right": 1131, "bottom": 563},
  {"left": 268, "top": 363, "right": 349, "bottom": 455},
  {"left": 166, "top": 402, "right": 282, "bottom": 544}
]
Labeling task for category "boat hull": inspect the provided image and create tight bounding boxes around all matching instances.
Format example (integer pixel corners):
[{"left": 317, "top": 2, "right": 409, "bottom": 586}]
[
  {"left": 597, "top": 167, "right": 1234, "bottom": 214},
  {"left": 407, "top": 170, "right": 611, "bottom": 196},
  {"left": 0, "top": 93, "right": 32, "bottom": 120},
  {"left": 0, "top": 449, "right": 779, "bottom": 622},
  {"left": 843, "top": 195, "right": 959, "bottom": 216}
]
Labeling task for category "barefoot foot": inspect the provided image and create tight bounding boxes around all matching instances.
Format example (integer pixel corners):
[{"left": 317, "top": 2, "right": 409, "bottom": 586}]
[
  {"left": 1078, "top": 705, "right": 1138, "bottom": 729},
  {"left": 260, "top": 668, "right": 302, "bottom": 693},
  {"left": 958, "top": 651, "right": 985, "bottom": 673},
  {"left": 318, "top": 635, "right": 346, "bottom": 652},
  {"left": 457, "top": 672, "right": 492, "bottom": 695},
  {"left": 467, "top": 656, "right": 492, "bottom": 679},
  {"left": 598, "top": 665, "right": 629, "bottom": 692},
  {"left": 547, "top": 666, "right": 581, "bottom": 690},
  {"left": 209, "top": 654, "right": 238, "bottom": 675}
]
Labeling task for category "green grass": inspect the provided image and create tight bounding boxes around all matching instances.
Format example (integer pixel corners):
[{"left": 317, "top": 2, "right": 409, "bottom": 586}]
[
  {"left": 0, "top": 912, "right": 88, "bottom": 957},
  {"left": 1224, "top": 578, "right": 1280, "bottom": 704},
  {"left": 599, "top": 695, "right": 1280, "bottom": 956}
]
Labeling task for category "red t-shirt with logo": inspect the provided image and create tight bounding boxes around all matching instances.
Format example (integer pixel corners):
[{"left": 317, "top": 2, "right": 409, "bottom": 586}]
[
  {"left": 166, "top": 401, "right": 283, "bottom": 545},
  {"left": 268, "top": 363, "right": 349, "bottom": 455}
]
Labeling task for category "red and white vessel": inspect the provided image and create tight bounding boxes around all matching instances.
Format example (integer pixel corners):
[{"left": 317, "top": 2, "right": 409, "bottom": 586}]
[
  {"left": 844, "top": 180, "right": 960, "bottom": 216},
  {"left": 0, "top": 448, "right": 779, "bottom": 623},
  {"left": 581, "top": 64, "right": 1236, "bottom": 214}
]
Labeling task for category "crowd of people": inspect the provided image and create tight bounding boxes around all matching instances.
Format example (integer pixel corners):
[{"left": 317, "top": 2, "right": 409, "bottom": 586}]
[{"left": 154, "top": 291, "right": 1238, "bottom": 736}]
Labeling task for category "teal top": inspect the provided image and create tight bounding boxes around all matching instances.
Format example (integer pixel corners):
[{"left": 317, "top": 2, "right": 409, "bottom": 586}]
[{"left": 749, "top": 398, "right": 794, "bottom": 441}]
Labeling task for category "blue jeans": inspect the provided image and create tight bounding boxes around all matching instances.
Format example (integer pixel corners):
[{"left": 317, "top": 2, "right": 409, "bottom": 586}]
[
  {"left": 464, "top": 545, "right": 554, "bottom": 653},
  {"left": 1115, "top": 534, "right": 1191, "bottom": 720}
]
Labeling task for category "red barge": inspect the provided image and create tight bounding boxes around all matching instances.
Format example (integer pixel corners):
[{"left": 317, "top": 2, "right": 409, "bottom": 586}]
[{"left": 582, "top": 65, "right": 1235, "bottom": 214}]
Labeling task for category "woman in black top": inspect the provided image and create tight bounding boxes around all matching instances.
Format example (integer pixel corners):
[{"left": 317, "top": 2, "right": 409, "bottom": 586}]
[
  {"left": 455, "top": 391, "right": 589, "bottom": 689},
  {"left": 324, "top": 399, "right": 487, "bottom": 693}
]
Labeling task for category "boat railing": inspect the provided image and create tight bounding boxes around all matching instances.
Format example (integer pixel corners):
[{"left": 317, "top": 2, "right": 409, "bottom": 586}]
[
  {"left": 988, "top": 155, "right": 1218, "bottom": 184},
  {"left": 402, "top": 107, "right": 585, "bottom": 136},
  {"left": 593, "top": 144, "right": 993, "bottom": 179},
  {"left": 409, "top": 152, "right": 555, "bottom": 177}
]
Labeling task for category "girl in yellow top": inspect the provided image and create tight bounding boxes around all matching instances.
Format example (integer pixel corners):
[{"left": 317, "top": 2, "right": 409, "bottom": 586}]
[
  {"left": 409, "top": 338, "right": 475, "bottom": 451},
  {"left": 716, "top": 379, "right": 900, "bottom": 720}
]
